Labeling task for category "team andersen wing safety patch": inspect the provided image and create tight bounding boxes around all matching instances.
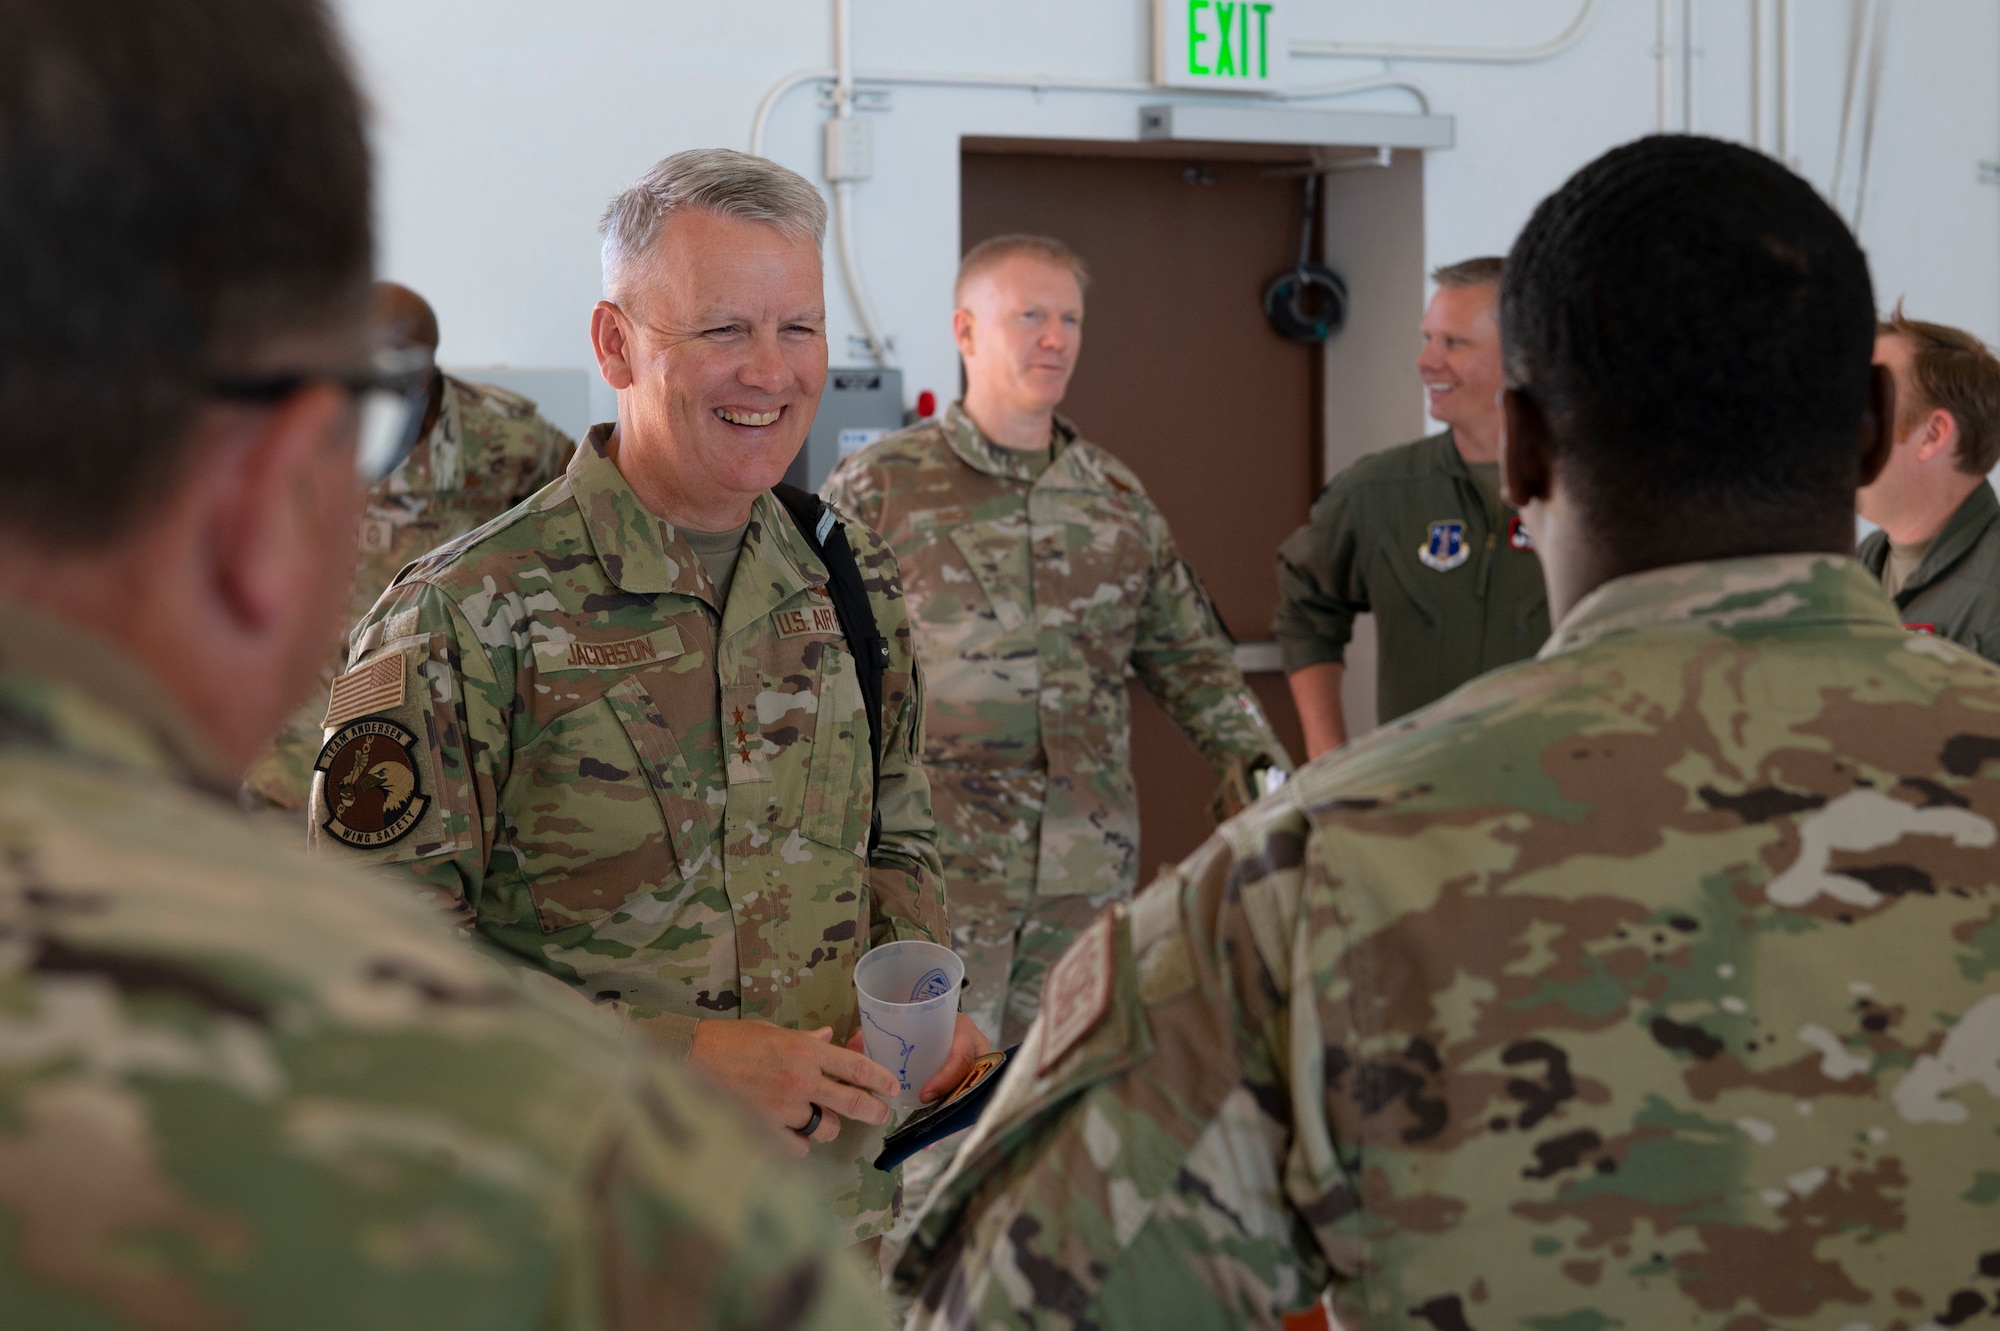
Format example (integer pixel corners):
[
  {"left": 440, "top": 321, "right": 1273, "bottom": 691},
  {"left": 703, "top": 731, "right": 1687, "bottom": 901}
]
[{"left": 315, "top": 717, "right": 431, "bottom": 848}]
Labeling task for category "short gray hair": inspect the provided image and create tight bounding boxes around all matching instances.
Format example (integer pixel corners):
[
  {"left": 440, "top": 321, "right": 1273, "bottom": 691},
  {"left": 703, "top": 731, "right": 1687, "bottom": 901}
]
[{"left": 599, "top": 149, "right": 827, "bottom": 302}]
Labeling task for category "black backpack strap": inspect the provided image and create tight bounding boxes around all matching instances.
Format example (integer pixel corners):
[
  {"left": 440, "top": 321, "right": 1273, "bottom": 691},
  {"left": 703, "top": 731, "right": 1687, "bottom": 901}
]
[{"left": 772, "top": 483, "right": 888, "bottom": 852}]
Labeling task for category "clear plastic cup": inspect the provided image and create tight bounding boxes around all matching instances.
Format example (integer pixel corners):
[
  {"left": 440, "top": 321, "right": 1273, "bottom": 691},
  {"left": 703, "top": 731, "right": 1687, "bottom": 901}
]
[{"left": 853, "top": 939, "right": 964, "bottom": 1109}]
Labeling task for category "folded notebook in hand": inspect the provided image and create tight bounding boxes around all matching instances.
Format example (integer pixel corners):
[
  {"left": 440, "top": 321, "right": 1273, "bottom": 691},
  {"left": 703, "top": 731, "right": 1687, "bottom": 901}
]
[{"left": 873, "top": 1045, "right": 1016, "bottom": 1172}]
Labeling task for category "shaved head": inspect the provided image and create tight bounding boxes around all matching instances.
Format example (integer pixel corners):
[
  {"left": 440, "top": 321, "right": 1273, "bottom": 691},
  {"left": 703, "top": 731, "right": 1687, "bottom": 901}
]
[{"left": 374, "top": 282, "right": 439, "bottom": 353}]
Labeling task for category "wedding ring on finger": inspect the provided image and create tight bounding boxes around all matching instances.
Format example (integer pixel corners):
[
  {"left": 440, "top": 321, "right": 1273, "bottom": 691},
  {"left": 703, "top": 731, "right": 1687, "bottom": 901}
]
[{"left": 796, "top": 1103, "right": 823, "bottom": 1137}]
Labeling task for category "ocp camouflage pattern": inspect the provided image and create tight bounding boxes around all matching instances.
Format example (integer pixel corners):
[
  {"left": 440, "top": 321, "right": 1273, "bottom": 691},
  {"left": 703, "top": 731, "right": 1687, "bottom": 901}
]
[
  {"left": 246, "top": 374, "right": 574, "bottom": 810},
  {"left": 310, "top": 424, "right": 947, "bottom": 1241},
  {"left": 0, "top": 602, "right": 886, "bottom": 1330},
  {"left": 823, "top": 402, "right": 1289, "bottom": 1045},
  {"left": 899, "top": 555, "right": 2000, "bottom": 1330}
]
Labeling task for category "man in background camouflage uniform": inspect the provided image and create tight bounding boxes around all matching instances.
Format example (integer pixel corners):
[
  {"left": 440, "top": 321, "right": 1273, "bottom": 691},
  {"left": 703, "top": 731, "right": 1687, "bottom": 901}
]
[
  {"left": 0, "top": 4, "right": 884, "bottom": 1325},
  {"left": 310, "top": 149, "right": 984, "bottom": 1246},
  {"left": 824, "top": 235, "right": 1290, "bottom": 1048},
  {"left": 899, "top": 137, "right": 2000, "bottom": 1329},
  {"left": 245, "top": 281, "right": 574, "bottom": 810}
]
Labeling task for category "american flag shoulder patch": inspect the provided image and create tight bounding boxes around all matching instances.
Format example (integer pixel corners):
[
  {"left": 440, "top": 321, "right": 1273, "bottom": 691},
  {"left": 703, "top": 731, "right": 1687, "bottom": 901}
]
[{"left": 323, "top": 653, "right": 408, "bottom": 729}]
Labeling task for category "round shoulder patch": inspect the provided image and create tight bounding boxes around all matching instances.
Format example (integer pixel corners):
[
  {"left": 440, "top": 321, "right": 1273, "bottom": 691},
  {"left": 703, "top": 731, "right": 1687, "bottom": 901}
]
[{"left": 314, "top": 717, "right": 430, "bottom": 849}]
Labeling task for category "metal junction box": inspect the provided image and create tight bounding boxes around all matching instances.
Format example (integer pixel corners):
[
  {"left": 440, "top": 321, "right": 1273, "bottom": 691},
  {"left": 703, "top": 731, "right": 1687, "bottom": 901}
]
[{"left": 786, "top": 366, "right": 903, "bottom": 492}]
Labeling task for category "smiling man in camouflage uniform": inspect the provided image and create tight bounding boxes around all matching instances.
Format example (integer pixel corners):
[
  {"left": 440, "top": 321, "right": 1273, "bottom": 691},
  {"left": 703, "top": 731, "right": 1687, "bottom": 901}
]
[
  {"left": 898, "top": 137, "right": 2000, "bottom": 1329},
  {"left": 309, "top": 149, "right": 983, "bottom": 1246},
  {"left": 245, "top": 282, "right": 574, "bottom": 812},
  {"left": 824, "top": 235, "right": 1290, "bottom": 1049},
  {"left": 0, "top": 6, "right": 883, "bottom": 1325}
]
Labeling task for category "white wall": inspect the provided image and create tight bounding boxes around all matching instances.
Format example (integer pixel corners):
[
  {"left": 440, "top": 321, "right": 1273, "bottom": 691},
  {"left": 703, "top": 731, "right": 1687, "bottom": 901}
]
[{"left": 334, "top": 0, "right": 2000, "bottom": 435}]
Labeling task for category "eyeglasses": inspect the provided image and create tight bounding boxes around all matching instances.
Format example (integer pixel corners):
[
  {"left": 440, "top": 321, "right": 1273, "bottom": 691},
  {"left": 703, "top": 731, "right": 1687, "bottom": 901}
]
[{"left": 208, "top": 344, "right": 438, "bottom": 484}]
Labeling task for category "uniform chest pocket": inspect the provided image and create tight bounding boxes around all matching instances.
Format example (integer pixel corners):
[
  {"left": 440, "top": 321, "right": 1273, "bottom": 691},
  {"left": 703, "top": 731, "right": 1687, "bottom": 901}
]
[
  {"left": 1375, "top": 534, "right": 1442, "bottom": 629},
  {"left": 800, "top": 640, "right": 871, "bottom": 856},
  {"left": 509, "top": 677, "right": 695, "bottom": 935},
  {"left": 1052, "top": 524, "right": 1153, "bottom": 674},
  {"left": 605, "top": 673, "right": 714, "bottom": 876},
  {"left": 729, "top": 632, "right": 872, "bottom": 859}
]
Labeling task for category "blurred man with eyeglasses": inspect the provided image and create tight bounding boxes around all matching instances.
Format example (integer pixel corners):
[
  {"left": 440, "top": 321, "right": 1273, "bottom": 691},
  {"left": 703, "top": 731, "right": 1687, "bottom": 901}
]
[
  {"left": 0, "top": 2, "right": 888, "bottom": 1324},
  {"left": 244, "top": 281, "right": 574, "bottom": 814}
]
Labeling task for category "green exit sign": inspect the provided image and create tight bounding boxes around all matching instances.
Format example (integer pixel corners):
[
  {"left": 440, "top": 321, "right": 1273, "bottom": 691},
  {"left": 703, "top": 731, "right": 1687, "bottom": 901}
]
[{"left": 1155, "top": 0, "right": 1288, "bottom": 92}]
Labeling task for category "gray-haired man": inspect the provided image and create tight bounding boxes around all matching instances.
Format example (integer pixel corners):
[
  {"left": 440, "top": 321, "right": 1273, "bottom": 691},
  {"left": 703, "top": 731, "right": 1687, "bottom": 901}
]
[{"left": 310, "top": 148, "right": 984, "bottom": 1244}]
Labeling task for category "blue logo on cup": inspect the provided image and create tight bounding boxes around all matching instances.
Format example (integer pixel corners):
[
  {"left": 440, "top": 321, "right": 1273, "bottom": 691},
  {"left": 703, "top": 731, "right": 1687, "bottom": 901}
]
[
  {"left": 861, "top": 1010, "right": 916, "bottom": 1091},
  {"left": 909, "top": 967, "right": 954, "bottom": 1001}
]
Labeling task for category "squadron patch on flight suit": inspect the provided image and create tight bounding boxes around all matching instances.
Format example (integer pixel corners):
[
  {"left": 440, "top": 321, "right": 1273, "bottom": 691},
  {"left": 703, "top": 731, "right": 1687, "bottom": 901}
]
[
  {"left": 1508, "top": 516, "right": 1535, "bottom": 552},
  {"left": 314, "top": 717, "right": 430, "bottom": 849},
  {"left": 1419, "top": 520, "right": 1470, "bottom": 572}
]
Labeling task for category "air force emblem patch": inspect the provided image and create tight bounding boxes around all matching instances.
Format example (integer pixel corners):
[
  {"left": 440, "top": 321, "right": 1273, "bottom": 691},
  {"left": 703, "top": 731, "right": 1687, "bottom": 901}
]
[
  {"left": 315, "top": 717, "right": 430, "bottom": 849},
  {"left": 1419, "top": 520, "right": 1470, "bottom": 572}
]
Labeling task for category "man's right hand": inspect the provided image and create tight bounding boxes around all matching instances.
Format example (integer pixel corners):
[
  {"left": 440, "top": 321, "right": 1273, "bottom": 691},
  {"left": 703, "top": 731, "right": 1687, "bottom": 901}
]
[{"left": 689, "top": 1019, "right": 898, "bottom": 1159}]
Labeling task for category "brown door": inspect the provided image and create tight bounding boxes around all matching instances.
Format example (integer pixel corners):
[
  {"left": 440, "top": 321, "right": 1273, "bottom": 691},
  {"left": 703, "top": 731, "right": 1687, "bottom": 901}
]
[{"left": 961, "top": 141, "right": 1317, "bottom": 884}]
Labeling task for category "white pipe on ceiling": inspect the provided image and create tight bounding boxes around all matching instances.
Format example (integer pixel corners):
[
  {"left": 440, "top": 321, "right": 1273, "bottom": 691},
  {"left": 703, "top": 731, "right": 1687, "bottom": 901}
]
[
  {"left": 750, "top": 70, "right": 1433, "bottom": 159},
  {"left": 1289, "top": 0, "right": 1597, "bottom": 65}
]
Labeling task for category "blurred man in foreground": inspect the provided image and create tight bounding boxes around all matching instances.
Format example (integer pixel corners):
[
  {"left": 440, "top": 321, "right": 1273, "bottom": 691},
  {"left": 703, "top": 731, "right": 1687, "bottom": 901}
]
[
  {"left": 0, "top": 3, "right": 883, "bottom": 1324},
  {"left": 1857, "top": 307, "right": 2000, "bottom": 660},
  {"left": 898, "top": 135, "right": 2000, "bottom": 1329},
  {"left": 245, "top": 281, "right": 574, "bottom": 811}
]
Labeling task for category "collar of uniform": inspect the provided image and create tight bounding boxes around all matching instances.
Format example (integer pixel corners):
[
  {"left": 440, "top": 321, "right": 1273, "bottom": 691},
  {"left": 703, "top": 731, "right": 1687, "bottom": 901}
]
[
  {"left": 720, "top": 491, "right": 831, "bottom": 639},
  {"left": 1421, "top": 429, "right": 1471, "bottom": 480},
  {"left": 940, "top": 400, "right": 1079, "bottom": 484},
  {"left": 569, "top": 424, "right": 710, "bottom": 599},
  {"left": 1900, "top": 480, "right": 2000, "bottom": 600},
  {"left": 0, "top": 599, "right": 238, "bottom": 796},
  {"left": 430, "top": 372, "right": 467, "bottom": 492},
  {"left": 1541, "top": 554, "right": 1901, "bottom": 657}
]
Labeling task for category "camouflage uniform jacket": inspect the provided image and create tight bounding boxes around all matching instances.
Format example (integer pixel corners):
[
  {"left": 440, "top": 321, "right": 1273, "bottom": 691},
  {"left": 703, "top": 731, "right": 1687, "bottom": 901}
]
[
  {"left": 1858, "top": 479, "right": 2000, "bottom": 664},
  {"left": 308, "top": 425, "right": 948, "bottom": 1237},
  {"left": 246, "top": 374, "right": 575, "bottom": 809},
  {"left": 0, "top": 601, "right": 887, "bottom": 1330},
  {"left": 899, "top": 555, "right": 2000, "bottom": 1330},
  {"left": 822, "top": 401, "right": 1290, "bottom": 905}
]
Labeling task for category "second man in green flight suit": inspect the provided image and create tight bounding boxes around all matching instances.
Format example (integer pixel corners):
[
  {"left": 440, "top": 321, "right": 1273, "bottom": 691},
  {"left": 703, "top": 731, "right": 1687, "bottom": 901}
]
[{"left": 1273, "top": 257, "right": 1549, "bottom": 757}]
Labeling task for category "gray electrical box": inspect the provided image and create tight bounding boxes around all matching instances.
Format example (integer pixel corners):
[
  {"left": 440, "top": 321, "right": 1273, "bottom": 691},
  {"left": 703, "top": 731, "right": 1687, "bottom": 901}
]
[{"left": 786, "top": 366, "right": 903, "bottom": 492}]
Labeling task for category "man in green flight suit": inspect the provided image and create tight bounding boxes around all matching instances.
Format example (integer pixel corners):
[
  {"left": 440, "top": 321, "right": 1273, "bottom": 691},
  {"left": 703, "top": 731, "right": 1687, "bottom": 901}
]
[
  {"left": 1856, "top": 306, "right": 2000, "bottom": 660},
  {"left": 308, "top": 148, "right": 985, "bottom": 1248},
  {"left": 897, "top": 135, "right": 2000, "bottom": 1330},
  {"left": 0, "top": 4, "right": 885, "bottom": 1325},
  {"left": 1274, "top": 256, "right": 1548, "bottom": 757}
]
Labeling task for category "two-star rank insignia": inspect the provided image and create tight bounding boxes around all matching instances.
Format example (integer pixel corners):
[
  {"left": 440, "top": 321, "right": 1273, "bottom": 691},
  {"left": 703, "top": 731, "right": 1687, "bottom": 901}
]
[
  {"left": 1419, "top": 520, "right": 1469, "bottom": 572},
  {"left": 315, "top": 717, "right": 430, "bottom": 849}
]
